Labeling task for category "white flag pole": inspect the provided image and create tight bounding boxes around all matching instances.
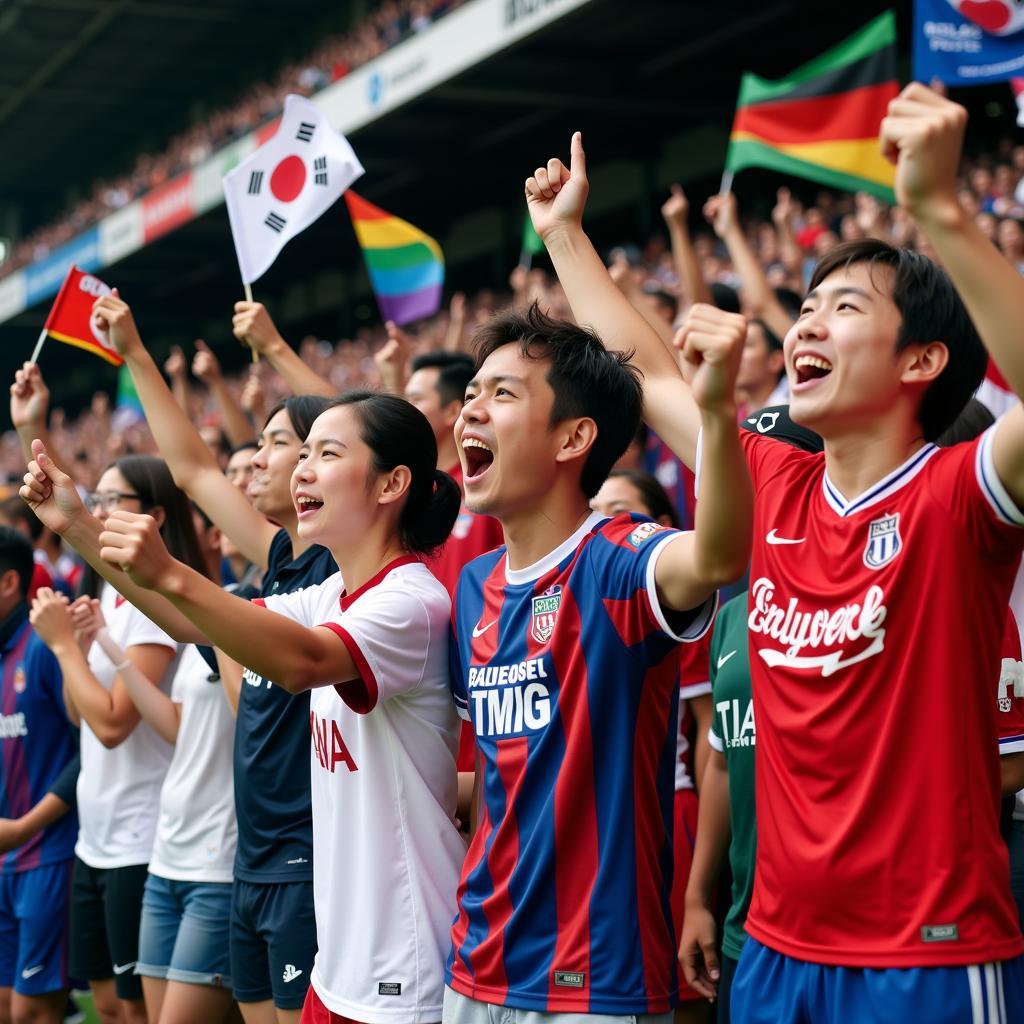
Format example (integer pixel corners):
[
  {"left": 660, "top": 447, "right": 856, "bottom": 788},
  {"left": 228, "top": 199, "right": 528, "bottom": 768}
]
[
  {"left": 242, "top": 282, "right": 259, "bottom": 363},
  {"left": 29, "top": 328, "right": 47, "bottom": 365},
  {"left": 719, "top": 168, "right": 734, "bottom": 196}
]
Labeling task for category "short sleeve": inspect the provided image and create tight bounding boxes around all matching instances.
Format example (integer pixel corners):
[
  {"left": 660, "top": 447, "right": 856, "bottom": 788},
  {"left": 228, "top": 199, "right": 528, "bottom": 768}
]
[
  {"left": 739, "top": 427, "right": 818, "bottom": 493},
  {"left": 931, "top": 429, "right": 1024, "bottom": 559},
  {"left": 119, "top": 602, "right": 177, "bottom": 654},
  {"left": 318, "top": 585, "right": 445, "bottom": 714},
  {"left": 678, "top": 632, "right": 712, "bottom": 699},
  {"left": 257, "top": 574, "right": 343, "bottom": 627},
  {"left": 591, "top": 516, "right": 716, "bottom": 645}
]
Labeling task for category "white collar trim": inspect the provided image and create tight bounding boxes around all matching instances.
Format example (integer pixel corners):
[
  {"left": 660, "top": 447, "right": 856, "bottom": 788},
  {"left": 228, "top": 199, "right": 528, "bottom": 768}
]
[
  {"left": 821, "top": 443, "right": 938, "bottom": 518},
  {"left": 505, "top": 511, "right": 606, "bottom": 585}
]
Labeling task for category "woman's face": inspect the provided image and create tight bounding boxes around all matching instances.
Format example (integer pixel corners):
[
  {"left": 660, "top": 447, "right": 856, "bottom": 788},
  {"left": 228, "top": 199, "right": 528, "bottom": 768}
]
[
  {"left": 89, "top": 467, "right": 146, "bottom": 521},
  {"left": 591, "top": 475, "right": 652, "bottom": 519},
  {"left": 291, "top": 405, "right": 401, "bottom": 549}
]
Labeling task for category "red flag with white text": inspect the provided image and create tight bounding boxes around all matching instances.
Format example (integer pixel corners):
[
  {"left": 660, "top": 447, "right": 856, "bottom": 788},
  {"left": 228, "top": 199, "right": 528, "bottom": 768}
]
[{"left": 43, "top": 266, "right": 123, "bottom": 366}]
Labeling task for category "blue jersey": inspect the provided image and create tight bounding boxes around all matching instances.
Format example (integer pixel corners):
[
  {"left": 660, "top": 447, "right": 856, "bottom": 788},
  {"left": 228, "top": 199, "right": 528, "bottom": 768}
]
[
  {"left": 446, "top": 513, "right": 716, "bottom": 1014},
  {"left": 0, "top": 608, "right": 78, "bottom": 874},
  {"left": 233, "top": 530, "right": 338, "bottom": 882}
]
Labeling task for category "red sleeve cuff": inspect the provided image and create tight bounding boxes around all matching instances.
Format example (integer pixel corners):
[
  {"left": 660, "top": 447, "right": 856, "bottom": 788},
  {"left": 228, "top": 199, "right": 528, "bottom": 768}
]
[{"left": 317, "top": 622, "right": 379, "bottom": 714}]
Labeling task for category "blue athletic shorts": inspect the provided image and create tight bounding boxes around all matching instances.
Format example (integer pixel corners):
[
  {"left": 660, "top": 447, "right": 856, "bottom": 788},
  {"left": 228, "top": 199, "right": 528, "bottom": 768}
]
[
  {"left": 230, "top": 878, "right": 316, "bottom": 1009},
  {"left": 137, "top": 873, "right": 232, "bottom": 988},
  {"left": 0, "top": 860, "right": 74, "bottom": 996},
  {"left": 731, "top": 937, "right": 1024, "bottom": 1024}
]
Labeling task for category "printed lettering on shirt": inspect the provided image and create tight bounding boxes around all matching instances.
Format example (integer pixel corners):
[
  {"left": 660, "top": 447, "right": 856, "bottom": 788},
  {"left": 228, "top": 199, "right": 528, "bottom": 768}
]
[
  {"left": 0, "top": 712, "right": 28, "bottom": 739},
  {"left": 242, "top": 666, "right": 272, "bottom": 689},
  {"left": 747, "top": 576, "right": 888, "bottom": 677},
  {"left": 999, "top": 658, "right": 1024, "bottom": 712},
  {"left": 716, "top": 699, "right": 755, "bottom": 749},
  {"left": 466, "top": 658, "right": 552, "bottom": 738},
  {"left": 863, "top": 513, "right": 902, "bottom": 570},
  {"left": 309, "top": 709, "right": 358, "bottom": 773}
]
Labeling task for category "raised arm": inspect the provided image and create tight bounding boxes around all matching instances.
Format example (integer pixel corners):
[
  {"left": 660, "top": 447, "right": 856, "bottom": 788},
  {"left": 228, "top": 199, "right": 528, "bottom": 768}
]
[
  {"left": 608, "top": 252, "right": 676, "bottom": 349},
  {"left": 97, "top": 511, "right": 353, "bottom": 694},
  {"left": 191, "top": 340, "right": 256, "bottom": 449},
  {"left": 662, "top": 184, "right": 712, "bottom": 310},
  {"left": 882, "top": 84, "right": 1024, "bottom": 507},
  {"left": 526, "top": 134, "right": 703, "bottom": 467},
  {"left": 20, "top": 440, "right": 209, "bottom": 644},
  {"left": 9, "top": 363, "right": 70, "bottom": 476},
  {"left": 232, "top": 301, "right": 335, "bottom": 398},
  {"left": 163, "top": 345, "right": 192, "bottom": 415},
  {"left": 704, "top": 191, "right": 794, "bottom": 340},
  {"left": 95, "top": 294, "right": 278, "bottom": 569},
  {"left": 650, "top": 305, "right": 753, "bottom": 610},
  {"left": 374, "top": 321, "right": 411, "bottom": 396}
]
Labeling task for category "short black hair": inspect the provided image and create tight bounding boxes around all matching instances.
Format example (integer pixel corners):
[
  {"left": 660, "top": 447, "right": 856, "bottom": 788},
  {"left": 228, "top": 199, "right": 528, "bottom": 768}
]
[
  {"left": 228, "top": 441, "right": 259, "bottom": 458},
  {"left": 472, "top": 302, "right": 643, "bottom": 498},
  {"left": 808, "top": 239, "right": 986, "bottom": 442},
  {"left": 0, "top": 496, "right": 43, "bottom": 542},
  {"left": 0, "top": 525, "right": 35, "bottom": 600},
  {"left": 410, "top": 351, "right": 475, "bottom": 407}
]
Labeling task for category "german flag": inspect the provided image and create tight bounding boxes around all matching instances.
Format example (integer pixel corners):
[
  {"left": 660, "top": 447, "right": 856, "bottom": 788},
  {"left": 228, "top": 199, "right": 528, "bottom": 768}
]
[{"left": 726, "top": 11, "right": 898, "bottom": 201}]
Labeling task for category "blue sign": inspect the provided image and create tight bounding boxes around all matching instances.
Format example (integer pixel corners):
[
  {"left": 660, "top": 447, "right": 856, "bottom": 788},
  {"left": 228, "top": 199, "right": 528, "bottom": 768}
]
[
  {"left": 25, "top": 227, "right": 102, "bottom": 308},
  {"left": 913, "top": 0, "right": 1024, "bottom": 85}
]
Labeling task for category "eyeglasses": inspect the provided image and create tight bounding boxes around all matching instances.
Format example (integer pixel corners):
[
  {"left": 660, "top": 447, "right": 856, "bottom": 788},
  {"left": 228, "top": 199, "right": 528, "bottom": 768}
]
[{"left": 85, "top": 491, "right": 143, "bottom": 513}]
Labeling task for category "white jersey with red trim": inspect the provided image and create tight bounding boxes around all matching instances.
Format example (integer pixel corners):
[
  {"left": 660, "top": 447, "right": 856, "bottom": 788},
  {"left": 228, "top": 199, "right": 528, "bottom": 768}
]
[
  {"left": 741, "top": 427, "right": 1024, "bottom": 968},
  {"left": 259, "top": 558, "right": 463, "bottom": 1024}
]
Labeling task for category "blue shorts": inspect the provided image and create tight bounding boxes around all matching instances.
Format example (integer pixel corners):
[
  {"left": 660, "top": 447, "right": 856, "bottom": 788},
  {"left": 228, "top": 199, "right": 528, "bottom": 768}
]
[
  {"left": 731, "top": 937, "right": 1024, "bottom": 1024},
  {"left": 230, "top": 878, "right": 316, "bottom": 1009},
  {"left": 0, "top": 860, "right": 74, "bottom": 996},
  {"left": 137, "top": 873, "right": 232, "bottom": 988}
]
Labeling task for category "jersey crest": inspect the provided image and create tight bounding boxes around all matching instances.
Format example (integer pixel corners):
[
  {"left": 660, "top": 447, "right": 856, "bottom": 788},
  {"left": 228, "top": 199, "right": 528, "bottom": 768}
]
[
  {"left": 12, "top": 665, "right": 25, "bottom": 694},
  {"left": 531, "top": 584, "right": 561, "bottom": 644},
  {"left": 863, "top": 513, "right": 902, "bottom": 569}
]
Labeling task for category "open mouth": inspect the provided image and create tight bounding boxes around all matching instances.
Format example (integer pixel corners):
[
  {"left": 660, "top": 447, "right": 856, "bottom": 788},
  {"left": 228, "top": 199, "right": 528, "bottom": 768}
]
[
  {"left": 793, "top": 354, "right": 834, "bottom": 387},
  {"left": 295, "top": 495, "right": 324, "bottom": 516},
  {"left": 462, "top": 438, "right": 495, "bottom": 482}
]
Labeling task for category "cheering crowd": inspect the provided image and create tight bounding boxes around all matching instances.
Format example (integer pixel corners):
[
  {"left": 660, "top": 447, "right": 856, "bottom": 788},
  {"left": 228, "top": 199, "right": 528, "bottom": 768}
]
[
  {"left": 1, "top": 0, "right": 463, "bottom": 279},
  {"left": 4, "top": 82, "right": 1024, "bottom": 1024}
]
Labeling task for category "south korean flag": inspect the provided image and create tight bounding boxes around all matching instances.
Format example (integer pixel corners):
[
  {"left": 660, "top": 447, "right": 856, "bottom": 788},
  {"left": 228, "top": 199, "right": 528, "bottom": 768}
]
[{"left": 223, "top": 94, "right": 364, "bottom": 284}]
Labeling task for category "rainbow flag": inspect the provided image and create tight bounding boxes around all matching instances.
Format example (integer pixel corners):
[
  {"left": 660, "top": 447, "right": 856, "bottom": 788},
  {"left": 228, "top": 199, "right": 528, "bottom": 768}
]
[
  {"left": 343, "top": 191, "right": 444, "bottom": 325},
  {"left": 725, "top": 11, "right": 898, "bottom": 202}
]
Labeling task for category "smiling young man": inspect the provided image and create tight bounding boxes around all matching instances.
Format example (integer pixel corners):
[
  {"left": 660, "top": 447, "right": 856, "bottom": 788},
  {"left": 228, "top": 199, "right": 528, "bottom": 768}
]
[
  {"left": 528, "top": 88, "right": 1024, "bottom": 1023},
  {"left": 443, "top": 299, "right": 751, "bottom": 1022}
]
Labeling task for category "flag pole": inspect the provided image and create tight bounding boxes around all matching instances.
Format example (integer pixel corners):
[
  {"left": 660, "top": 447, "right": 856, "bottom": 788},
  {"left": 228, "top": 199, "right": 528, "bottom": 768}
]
[
  {"left": 719, "top": 169, "right": 734, "bottom": 196},
  {"left": 242, "top": 282, "right": 259, "bottom": 363},
  {"left": 29, "top": 328, "right": 47, "bottom": 365}
]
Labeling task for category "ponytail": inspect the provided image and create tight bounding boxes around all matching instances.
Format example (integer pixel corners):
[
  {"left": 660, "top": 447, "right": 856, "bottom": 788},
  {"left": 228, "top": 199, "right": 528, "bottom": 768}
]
[
  {"left": 402, "top": 469, "right": 461, "bottom": 555},
  {"left": 329, "top": 390, "right": 460, "bottom": 555}
]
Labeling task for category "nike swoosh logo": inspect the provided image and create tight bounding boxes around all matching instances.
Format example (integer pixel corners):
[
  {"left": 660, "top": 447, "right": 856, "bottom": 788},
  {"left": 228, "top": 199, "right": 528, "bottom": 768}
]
[
  {"left": 113, "top": 962, "right": 136, "bottom": 975},
  {"left": 472, "top": 619, "right": 497, "bottom": 638},
  {"left": 21, "top": 965, "right": 45, "bottom": 979},
  {"left": 766, "top": 529, "right": 805, "bottom": 545},
  {"left": 717, "top": 651, "right": 737, "bottom": 669}
]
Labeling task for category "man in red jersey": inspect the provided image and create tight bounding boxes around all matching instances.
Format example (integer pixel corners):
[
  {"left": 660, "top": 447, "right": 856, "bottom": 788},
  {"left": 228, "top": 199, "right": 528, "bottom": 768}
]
[{"left": 526, "top": 85, "right": 1024, "bottom": 1022}]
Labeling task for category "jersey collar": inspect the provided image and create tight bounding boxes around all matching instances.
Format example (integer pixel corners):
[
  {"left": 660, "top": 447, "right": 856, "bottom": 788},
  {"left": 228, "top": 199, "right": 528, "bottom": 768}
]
[
  {"left": 821, "top": 443, "right": 938, "bottom": 518},
  {"left": 505, "top": 511, "right": 605, "bottom": 586},
  {"left": 339, "top": 555, "right": 419, "bottom": 611}
]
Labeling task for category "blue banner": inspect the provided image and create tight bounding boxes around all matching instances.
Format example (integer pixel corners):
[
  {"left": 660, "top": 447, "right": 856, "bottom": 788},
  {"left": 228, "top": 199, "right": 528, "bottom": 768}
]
[
  {"left": 25, "top": 228, "right": 102, "bottom": 308},
  {"left": 913, "top": 0, "right": 1024, "bottom": 85}
]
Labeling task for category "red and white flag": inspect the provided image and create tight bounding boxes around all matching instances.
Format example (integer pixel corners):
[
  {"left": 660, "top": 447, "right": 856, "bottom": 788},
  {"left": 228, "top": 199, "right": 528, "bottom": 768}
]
[
  {"left": 223, "top": 95, "right": 364, "bottom": 284},
  {"left": 1013, "top": 78, "right": 1024, "bottom": 127},
  {"left": 43, "top": 265, "right": 122, "bottom": 365}
]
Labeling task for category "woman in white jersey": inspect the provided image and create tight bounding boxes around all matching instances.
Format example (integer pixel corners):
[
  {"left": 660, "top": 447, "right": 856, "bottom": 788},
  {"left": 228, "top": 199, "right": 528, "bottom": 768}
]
[
  {"left": 84, "top": 391, "right": 465, "bottom": 1024},
  {"left": 36, "top": 505, "right": 240, "bottom": 1024},
  {"left": 28, "top": 456, "right": 208, "bottom": 1024}
]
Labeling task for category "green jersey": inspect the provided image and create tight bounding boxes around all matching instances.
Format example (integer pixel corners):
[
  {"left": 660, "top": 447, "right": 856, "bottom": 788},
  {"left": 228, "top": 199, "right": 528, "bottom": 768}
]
[{"left": 708, "top": 592, "right": 756, "bottom": 960}]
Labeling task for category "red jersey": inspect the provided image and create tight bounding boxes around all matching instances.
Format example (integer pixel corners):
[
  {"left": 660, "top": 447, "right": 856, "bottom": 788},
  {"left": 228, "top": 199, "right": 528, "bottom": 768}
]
[
  {"left": 741, "top": 428, "right": 1024, "bottom": 967},
  {"left": 424, "top": 462, "right": 504, "bottom": 772}
]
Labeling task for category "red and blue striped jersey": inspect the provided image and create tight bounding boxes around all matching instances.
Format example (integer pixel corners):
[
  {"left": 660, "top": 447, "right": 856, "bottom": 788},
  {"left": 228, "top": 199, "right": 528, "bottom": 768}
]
[
  {"left": 446, "top": 512, "right": 716, "bottom": 1014},
  {"left": 0, "top": 610, "right": 78, "bottom": 874}
]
